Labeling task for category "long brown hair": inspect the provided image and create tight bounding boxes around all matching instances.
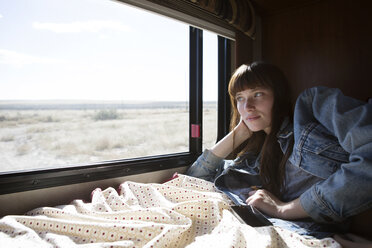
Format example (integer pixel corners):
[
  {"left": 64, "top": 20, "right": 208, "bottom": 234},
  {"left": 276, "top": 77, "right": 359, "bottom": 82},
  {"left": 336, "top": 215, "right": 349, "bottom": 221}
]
[{"left": 228, "top": 62, "right": 293, "bottom": 198}]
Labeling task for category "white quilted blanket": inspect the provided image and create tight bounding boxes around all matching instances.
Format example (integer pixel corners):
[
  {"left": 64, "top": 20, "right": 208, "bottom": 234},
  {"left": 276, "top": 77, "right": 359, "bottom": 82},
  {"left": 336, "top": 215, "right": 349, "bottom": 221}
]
[{"left": 0, "top": 174, "right": 340, "bottom": 247}]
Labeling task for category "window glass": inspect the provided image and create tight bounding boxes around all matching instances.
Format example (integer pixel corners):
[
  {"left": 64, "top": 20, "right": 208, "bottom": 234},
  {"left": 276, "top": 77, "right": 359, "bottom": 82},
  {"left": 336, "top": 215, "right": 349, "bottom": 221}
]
[
  {"left": 202, "top": 31, "right": 218, "bottom": 150},
  {"left": 0, "top": 0, "right": 190, "bottom": 172}
]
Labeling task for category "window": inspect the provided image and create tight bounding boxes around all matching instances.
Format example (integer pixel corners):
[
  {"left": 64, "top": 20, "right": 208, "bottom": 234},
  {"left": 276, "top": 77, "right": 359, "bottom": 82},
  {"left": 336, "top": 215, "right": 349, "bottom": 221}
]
[
  {"left": 0, "top": 0, "right": 232, "bottom": 194},
  {"left": 0, "top": 0, "right": 192, "bottom": 172},
  {"left": 203, "top": 31, "right": 218, "bottom": 150}
]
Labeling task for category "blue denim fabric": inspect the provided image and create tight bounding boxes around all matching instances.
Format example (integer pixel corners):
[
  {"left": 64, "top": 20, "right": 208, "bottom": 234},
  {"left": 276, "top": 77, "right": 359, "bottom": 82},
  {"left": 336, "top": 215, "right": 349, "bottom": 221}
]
[
  {"left": 293, "top": 87, "right": 372, "bottom": 223},
  {"left": 186, "top": 86, "right": 372, "bottom": 236},
  {"left": 186, "top": 149, "right": 261, "bottom": 205}
]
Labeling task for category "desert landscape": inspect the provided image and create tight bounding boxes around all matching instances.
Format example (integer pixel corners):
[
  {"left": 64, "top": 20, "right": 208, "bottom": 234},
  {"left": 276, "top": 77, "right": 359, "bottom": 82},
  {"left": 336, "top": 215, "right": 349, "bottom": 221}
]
[{"left": 0, "top": 101, "right": 217, "bottom": 172}]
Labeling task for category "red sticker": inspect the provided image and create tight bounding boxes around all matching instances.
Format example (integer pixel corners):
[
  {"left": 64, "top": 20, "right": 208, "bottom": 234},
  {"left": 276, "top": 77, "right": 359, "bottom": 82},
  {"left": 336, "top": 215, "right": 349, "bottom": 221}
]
[{"left": 191, "top": 124, "right": 200, "bottom": 138}]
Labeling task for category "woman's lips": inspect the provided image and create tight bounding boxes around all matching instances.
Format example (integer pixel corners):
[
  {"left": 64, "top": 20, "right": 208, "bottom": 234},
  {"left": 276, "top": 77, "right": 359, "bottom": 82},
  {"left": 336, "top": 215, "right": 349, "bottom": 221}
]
[{"left": 246, "top": 115, "right": 260, "bottom": 121}]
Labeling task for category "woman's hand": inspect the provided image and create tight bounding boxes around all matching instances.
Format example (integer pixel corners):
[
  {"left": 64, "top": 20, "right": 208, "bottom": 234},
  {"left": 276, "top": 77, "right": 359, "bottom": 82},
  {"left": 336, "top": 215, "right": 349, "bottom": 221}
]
[
  {"left": 234, "top": 117, "right": 253, "bottom": 141},
  {"left": 210, "top": 117, "right": 252, "bottom": 159},
  {"left": 246, "top": 189, "right": 309, "bottom": 219},
  {"left": 246, "top": 189, "right": 284, "bottom": 218}
]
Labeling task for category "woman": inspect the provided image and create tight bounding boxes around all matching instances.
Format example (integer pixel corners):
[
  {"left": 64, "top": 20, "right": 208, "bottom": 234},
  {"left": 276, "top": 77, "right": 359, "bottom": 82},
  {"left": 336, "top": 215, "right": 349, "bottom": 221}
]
[{"left": 186, "top": 62, "right": 372, "bottom": 238}]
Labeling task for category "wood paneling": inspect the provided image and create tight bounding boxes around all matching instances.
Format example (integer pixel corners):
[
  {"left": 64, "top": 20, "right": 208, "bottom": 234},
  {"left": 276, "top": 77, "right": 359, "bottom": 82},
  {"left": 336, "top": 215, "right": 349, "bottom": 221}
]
[
  {"left": 235, "top": 30, "right": 254, "bottom": 66},
  {"left": 252, "top": 0, "right": 319, "bottom": 16},
  {"left": 260, "top": 0, "right": 372, "bottom": 101}
]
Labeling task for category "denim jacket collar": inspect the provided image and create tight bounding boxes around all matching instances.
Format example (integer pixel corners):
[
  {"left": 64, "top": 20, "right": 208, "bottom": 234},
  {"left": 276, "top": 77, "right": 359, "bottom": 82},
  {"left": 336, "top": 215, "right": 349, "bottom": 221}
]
[{"left": 277, "top": 117, "right": 293, "bottom": 139}]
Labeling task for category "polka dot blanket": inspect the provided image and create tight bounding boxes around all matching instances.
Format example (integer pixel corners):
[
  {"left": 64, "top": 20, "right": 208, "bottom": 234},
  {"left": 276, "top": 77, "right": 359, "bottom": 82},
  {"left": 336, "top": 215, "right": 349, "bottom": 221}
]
[{"left": 0, "top": 174, "right": 340, "bottom": 247}]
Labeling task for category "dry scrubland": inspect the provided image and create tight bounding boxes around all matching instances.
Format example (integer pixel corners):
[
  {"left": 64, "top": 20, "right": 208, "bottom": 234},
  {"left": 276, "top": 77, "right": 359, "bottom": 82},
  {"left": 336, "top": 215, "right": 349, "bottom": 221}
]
[{"left": 0, "top": 106, "right": 217, "bottom": 172}]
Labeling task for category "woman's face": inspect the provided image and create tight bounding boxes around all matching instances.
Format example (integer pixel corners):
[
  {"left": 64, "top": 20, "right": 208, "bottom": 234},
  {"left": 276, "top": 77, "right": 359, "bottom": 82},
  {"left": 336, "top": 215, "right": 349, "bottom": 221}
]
[{"left": 235, "top": 87, "right": 274, "bottom": 134}]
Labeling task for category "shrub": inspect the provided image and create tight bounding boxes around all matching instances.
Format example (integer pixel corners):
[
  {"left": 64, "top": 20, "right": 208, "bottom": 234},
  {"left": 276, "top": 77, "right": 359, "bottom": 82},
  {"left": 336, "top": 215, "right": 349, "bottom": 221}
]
[
  {"left": 93, "top": 109, "right": 119, "bottom": 121},
  {"left": 1, "top": 135, "right": 14, "bottom": 142},
  {"left": 45, "top": 116, "right": 54, "bottom": 122},
  {"left": 16, "top": 144, "right": 30, "bottom": 156},
  {"left": 95, "top": 138, "right": 110, "bottom": 151}
]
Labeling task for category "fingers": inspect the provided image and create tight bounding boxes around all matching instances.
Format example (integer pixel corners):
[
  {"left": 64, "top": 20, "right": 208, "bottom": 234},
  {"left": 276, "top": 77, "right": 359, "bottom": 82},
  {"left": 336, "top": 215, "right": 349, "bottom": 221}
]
[
  {"left": 248, "top": 190, "right": 256, "bottom": 196},
  {"left": 246, "top": 190, "right": 256, "bottom": 205},
  {"left": 245, "top": 189, "right": 283, "bottom": 217},
  {"left": 235, "top": 116, "right": 252, "bottom": 138},
  {"left": 246, "top": 189, "right": 264, "bottom": 206}
]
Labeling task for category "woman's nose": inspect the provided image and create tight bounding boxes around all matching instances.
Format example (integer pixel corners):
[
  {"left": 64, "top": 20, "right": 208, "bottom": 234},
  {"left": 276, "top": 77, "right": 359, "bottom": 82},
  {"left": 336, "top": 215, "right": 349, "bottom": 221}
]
[{"left": 245, "top": 98, "right": 255, "bottom": 110}]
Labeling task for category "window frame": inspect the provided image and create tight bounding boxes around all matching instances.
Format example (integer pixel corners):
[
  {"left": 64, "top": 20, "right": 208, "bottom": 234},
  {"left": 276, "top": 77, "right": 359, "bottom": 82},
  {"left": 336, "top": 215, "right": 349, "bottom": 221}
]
[{"left": 0, "top": 12, "right": 232, "bottom": 196}]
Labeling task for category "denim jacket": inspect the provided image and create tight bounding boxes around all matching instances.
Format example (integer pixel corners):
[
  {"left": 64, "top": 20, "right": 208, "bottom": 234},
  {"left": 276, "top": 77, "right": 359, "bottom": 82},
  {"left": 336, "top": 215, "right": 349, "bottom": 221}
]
[{"left": 187, "top": 86, "right": 372, "bottom": 224}]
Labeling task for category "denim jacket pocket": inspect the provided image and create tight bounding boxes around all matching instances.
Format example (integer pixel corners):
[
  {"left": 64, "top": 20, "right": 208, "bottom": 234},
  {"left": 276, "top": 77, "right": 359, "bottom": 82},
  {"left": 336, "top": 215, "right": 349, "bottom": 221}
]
[{"left": 297, "top": 123, "right": 349, "bottom": 179}]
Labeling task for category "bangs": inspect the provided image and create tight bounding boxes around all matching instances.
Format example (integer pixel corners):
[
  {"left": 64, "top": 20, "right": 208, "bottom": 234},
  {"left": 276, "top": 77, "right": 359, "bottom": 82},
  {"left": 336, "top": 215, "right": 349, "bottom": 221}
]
[{"left": 228, "top": 65, "right": 270, "bottom": 97}]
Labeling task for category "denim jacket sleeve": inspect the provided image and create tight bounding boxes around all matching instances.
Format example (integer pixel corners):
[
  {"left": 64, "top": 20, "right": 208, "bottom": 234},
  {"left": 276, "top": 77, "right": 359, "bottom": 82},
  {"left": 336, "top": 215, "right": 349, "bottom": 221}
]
[
  {"left": 294, "top": 86, "right": 372, "bottom": 223},
  {"left": 186, "top": 149, "right": 228, "bottom": 182}
]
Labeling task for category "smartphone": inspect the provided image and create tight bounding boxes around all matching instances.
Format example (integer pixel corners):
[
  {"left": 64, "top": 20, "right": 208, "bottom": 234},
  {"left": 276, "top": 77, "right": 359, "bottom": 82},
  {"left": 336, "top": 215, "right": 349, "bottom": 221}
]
[{"left": 231, "top": 205, "right": 273, "bottom": 227}]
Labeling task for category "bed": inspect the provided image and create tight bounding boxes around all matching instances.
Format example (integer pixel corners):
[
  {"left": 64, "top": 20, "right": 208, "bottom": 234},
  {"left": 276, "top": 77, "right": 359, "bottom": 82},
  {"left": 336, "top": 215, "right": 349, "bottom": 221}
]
[{"left": 0, "top": 174, "right": 340, "bottom": 247}]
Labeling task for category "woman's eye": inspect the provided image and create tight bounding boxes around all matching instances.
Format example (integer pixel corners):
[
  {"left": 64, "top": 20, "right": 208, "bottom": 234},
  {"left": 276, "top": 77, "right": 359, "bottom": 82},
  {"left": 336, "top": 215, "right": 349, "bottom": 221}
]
[
  {"left": 236, "top": 96, "right": 244, "bottom": 102},
  {"left": 254, "top": 92, "right": 263, "bottom": 97}
]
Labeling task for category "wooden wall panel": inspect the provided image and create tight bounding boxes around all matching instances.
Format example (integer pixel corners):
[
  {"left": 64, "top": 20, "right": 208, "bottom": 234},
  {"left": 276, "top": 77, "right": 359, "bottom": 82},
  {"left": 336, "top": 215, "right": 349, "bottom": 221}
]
[
  {"left": 235, "top": 30, "right": 254, "bottom": 67},
  {"left": 260, "top": 0, "right": 372, "bottom": 101}
]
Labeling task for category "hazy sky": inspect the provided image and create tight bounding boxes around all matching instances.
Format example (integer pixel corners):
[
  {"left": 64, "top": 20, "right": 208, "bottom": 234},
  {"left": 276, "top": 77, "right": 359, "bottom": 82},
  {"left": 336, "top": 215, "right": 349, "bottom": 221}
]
[{"left": 0, "top": 0, "right": 218, "bottom": 102}]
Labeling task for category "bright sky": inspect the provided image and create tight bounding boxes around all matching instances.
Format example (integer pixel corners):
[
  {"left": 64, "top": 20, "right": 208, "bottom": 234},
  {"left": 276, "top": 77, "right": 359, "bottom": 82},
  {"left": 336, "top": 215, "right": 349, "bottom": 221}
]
[{"left": 0, "top": 0, "right": 217, "bottom": 102}]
